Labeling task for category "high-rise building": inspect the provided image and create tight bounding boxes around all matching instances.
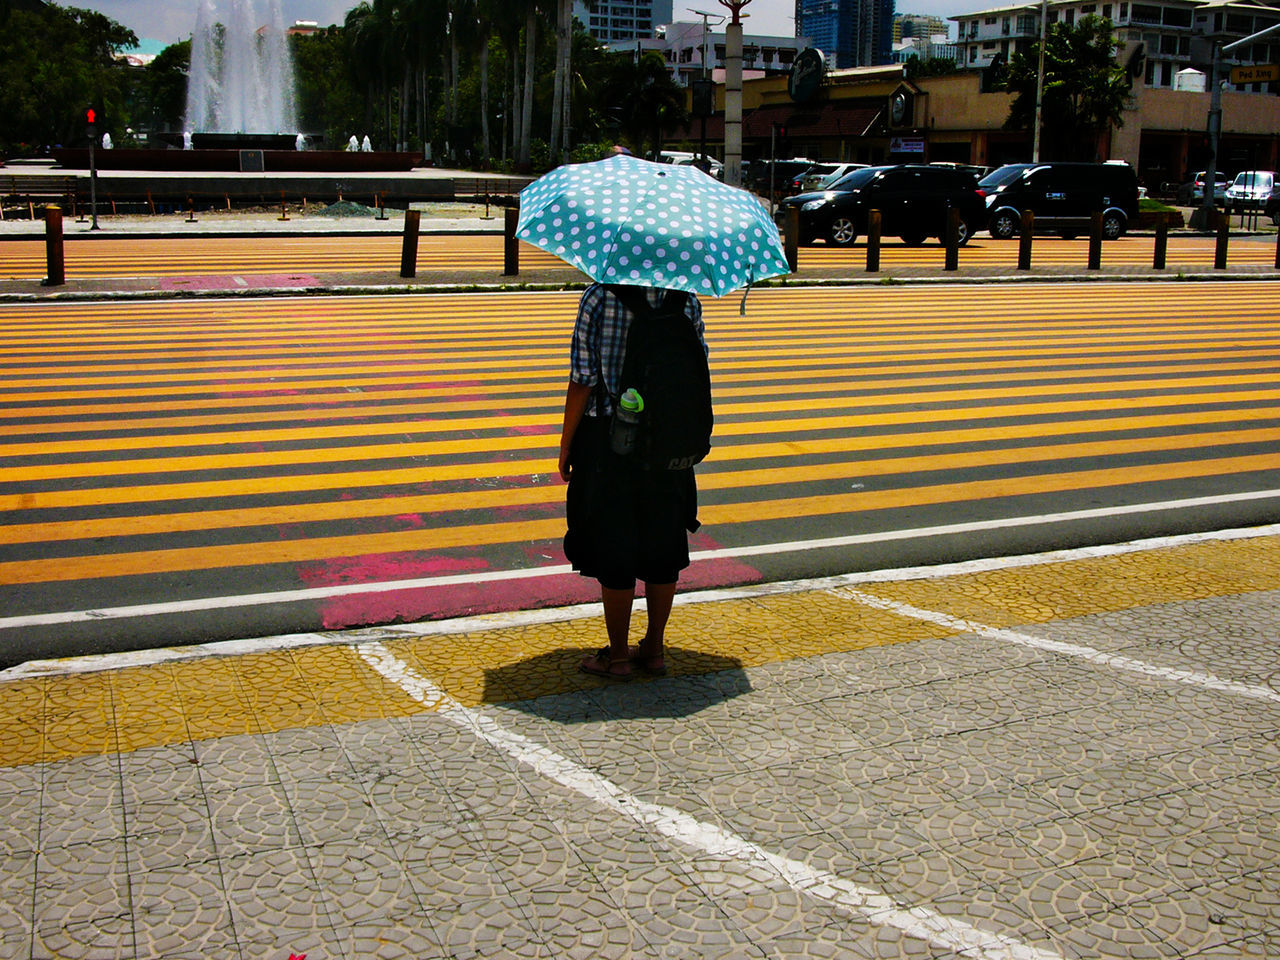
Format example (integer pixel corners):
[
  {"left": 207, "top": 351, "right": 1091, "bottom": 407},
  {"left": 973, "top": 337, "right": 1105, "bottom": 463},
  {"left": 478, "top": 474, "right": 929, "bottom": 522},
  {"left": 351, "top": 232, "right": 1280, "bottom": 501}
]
[
  {"left": 795, "top": 0, "right": 896, "bottom": 68},
  {"left": 574, "top": 0, "right": 674, "bottom": 43},
  {"left": 893, "top": 12, "right": 949, "bottom": 43}
]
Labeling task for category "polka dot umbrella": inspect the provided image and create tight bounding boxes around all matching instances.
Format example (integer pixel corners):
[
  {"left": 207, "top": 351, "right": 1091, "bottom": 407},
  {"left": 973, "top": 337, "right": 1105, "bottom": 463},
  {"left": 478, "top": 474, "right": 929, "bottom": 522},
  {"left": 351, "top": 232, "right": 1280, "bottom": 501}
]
[{"left": 516, "top": 154, "right": 791, "bottom": 298}]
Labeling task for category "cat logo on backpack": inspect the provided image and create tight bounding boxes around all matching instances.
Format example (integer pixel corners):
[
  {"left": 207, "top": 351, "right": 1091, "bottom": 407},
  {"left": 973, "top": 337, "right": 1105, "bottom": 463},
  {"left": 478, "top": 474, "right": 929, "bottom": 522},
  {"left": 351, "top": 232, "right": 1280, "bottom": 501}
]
[{"left": 606, "top": 285, "right": 713, "bottom": 473}]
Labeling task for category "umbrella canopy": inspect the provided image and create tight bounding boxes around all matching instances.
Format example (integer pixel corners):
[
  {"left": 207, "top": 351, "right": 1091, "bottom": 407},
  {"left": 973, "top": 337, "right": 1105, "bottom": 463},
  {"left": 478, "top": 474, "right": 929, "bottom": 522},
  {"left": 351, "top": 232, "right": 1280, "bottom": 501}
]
[{"left": 516, "top": 155, "right": 790, "bottom": 297}]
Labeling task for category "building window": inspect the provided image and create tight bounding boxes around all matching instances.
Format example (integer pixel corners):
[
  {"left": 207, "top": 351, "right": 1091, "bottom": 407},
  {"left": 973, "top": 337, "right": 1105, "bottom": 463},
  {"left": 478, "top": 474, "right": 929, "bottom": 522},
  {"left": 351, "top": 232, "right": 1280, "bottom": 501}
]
[
  {"left": 1130, "top": 4, "right": 1162, "bottom": 24},
  {"left": 1082, "top": 4, "right": 1096, "bottom": 13},
  {"left": 1001, "top": 16, "right": 1010, "bottom": 33},
  {"left": 1103, "top": 4, "right": 1112, "bottom": 17},
  {"left": 1120, "top": 2, "right": 1128, "bottom": 17},
  {"left": 969, "top": 45, "right": 978, "bottom": 61},
  {"left": 1163, "top": 7, "right": 1191, "bottom": 27},
  {"left": 1065, "top": 10, "right": 1075, "bottom": 25},
  {"left": 984, "top": 16, "right": 997, "bottom": 24}
]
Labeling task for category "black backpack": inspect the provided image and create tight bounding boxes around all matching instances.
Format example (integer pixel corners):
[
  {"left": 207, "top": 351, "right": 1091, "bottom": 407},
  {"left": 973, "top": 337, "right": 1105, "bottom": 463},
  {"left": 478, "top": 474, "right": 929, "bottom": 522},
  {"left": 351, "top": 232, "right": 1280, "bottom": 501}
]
[{"left": 607, "top": 285, "right": 713, "bottom": 472}]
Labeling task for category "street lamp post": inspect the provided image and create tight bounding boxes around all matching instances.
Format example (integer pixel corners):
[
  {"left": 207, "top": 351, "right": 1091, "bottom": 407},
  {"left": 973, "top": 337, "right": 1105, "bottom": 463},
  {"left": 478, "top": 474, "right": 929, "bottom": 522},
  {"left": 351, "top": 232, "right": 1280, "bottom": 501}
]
[{"left": 690, "top": 8, "right": 726, "bottom": 171}]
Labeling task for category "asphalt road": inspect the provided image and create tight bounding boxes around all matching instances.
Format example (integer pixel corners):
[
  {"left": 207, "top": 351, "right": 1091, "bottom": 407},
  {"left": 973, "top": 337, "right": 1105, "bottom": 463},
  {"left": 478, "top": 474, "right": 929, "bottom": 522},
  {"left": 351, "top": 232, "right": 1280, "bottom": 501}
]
[
  {"left": 2, "top": 231, "right": 1279, "bottom": 283},
  {"left": 1, "top": 280, "right": 1279, "bottom": 667}
]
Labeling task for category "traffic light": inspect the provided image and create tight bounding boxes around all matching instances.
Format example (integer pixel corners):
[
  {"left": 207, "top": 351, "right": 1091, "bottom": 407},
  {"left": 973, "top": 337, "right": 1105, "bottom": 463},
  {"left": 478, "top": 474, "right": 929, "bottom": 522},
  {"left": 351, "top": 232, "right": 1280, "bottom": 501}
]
[{"left": 85, "top": 105, "right": 98, "bottom": 141}]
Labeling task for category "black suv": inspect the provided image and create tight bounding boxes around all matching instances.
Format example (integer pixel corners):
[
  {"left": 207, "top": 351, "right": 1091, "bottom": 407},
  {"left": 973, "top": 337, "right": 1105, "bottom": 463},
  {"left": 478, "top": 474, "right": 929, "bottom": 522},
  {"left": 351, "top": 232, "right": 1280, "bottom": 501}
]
[
  {"left": 979, "top": 161, "right": 1139, "bottom": 240},
  {"left": 776, "top": 165, "right": 987, "bottom": 247}
]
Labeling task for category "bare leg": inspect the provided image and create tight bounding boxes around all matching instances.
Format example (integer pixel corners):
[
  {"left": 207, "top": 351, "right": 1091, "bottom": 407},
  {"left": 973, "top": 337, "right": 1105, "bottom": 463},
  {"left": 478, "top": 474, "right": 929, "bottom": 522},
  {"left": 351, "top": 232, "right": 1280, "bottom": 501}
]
[
  {"left": 601, "top": 586, "right": 635, "bottom": 660},
  {"left": 578, "top": 585, "right": 635, "bottom": 678},
  {"left": 636, "top": 580, "right": 676, "bottom": 671}
]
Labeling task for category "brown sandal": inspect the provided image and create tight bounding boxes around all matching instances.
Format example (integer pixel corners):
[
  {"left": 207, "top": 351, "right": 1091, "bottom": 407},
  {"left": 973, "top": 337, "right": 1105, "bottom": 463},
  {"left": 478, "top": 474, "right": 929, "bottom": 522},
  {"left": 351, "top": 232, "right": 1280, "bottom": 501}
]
[
  {"left": 629, "top": 646, "right": 667, "bottom": 676},
  {"left": 579, "top": 647, "right": 632, "bottom": 680}
]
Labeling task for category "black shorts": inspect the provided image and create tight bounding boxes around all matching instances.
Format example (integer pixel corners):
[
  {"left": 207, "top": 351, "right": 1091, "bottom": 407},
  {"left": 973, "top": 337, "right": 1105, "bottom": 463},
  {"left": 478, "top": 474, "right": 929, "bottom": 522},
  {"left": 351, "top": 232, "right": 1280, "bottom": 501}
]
[{"left": 563, "top": 416, "right": 699, "bottom": 590}]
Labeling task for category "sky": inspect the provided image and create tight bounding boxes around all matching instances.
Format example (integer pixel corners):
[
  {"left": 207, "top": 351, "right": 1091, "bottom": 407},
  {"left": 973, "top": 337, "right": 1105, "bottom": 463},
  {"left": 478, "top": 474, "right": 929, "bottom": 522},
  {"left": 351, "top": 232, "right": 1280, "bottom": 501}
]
[{"left": 72, "top": 0, "right": 961, "bottom": 52}]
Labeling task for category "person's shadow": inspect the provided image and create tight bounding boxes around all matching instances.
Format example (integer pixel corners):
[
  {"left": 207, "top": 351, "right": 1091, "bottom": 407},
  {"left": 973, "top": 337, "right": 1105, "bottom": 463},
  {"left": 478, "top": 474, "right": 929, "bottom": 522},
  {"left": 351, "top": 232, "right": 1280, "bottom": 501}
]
[{"left": 483, "top": 645, "right": 749, "bottom": 722}]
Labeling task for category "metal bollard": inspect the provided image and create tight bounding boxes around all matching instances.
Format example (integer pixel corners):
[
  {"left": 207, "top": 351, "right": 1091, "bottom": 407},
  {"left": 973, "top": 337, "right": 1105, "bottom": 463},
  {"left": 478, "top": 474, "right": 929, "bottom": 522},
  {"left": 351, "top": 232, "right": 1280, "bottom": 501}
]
[
  {"left": 1017, "top": 210, "right": 1034, "bottom": 270},
  {"left": 866, "top": 209, "right": 881, "bottom": 272},
  {"left": 784, "top": 207, "right": 799, "bottom": 273},
  {"left": 1153, "top": 213, "right": 1168, "bottom": 270},
  {"left": 278, "top": 192, "right": 290, "bottom": 222},
  {"left": 400, "top": 208, "right": 421, "bottom": 278},
  {"left": 1088, "top": 212, "right": 1102, "bottom": 270},
  {"left": 186, "top": 197, "right": 198, "bottom": 223},
  {"left": 1215, "top": 214, "right": 1229, "bottom": 269},
  {"left": 944, "top": 207, "right": 959, "bottom": 272},
  {"left": 43, "top": 205, "right": 64, "bottom": 287},
  {"left": 503, "top": 206, "right": 520, "bottom": 276}
]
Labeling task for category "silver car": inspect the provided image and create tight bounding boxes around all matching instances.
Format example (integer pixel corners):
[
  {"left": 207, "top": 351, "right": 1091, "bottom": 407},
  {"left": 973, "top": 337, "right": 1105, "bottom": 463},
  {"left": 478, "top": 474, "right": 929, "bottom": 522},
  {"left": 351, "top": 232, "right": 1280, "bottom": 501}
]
[
  {"left": 1224, "top": 170, "right": 1275, "bottom": 212},
  {"left": 799, "top": 162, "right": 868, "bottom": 192}
]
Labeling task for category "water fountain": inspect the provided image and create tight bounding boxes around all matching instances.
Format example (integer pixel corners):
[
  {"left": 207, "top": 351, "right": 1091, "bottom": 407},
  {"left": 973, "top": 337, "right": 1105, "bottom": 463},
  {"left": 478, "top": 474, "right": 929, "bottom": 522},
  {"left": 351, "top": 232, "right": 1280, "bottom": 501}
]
[{"left": 185, "top": 0, "right": 297, "bottom": 149}]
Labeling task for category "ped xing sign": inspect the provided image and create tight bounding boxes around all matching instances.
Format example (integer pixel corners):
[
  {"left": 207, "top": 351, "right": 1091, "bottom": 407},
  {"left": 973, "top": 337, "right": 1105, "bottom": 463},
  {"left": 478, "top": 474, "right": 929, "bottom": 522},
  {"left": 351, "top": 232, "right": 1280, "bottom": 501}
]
[{"left": 1230, "top": 63, "right": 1277, "bottom": 83}]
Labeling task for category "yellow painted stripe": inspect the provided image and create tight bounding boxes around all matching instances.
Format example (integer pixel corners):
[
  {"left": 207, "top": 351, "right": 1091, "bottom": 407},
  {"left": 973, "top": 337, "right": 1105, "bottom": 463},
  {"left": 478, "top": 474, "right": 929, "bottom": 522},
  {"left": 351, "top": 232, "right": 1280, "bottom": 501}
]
[
  {"left": 5, "top": 363, "right": 1277, "bottom": 435},
  {"left": 6, "top": 406, "right": 1276, "bottom": 513},
  {"left": 6, "top": 390, "right": 1280, "bottom": 486},
  {"left": 4, "top": 345, "right": 1277, "bottom": 407},
  {"left": 7, "top": 378, "right": 1280, "bottom": 458},
  {"left": 3, "top": 427, "right": 1275, "bottom": 548},
  {"left": 1, "top": 452, "right": 1274, "bottom": 586}
]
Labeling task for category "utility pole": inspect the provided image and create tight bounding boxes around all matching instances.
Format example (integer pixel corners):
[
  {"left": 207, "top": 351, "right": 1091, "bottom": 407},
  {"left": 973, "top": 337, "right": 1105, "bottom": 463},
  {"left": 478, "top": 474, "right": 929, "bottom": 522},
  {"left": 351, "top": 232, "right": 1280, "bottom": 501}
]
[
  {"left": 718, "top": 0, "right": 752, "bottom": 187},
  {"left": 1032, "top": 0, "right": 1048, "bottom": 162},
  {"left": 1190, "top": 22, "right": 1280, "bottom": 230}
]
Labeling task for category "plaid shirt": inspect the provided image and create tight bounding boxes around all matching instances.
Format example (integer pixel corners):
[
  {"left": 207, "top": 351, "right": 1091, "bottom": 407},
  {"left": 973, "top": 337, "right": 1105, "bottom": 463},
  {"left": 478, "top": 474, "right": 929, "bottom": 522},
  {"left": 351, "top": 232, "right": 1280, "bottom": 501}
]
[{"left": 570, "top": 284, "right": 706, "bottom": 417}]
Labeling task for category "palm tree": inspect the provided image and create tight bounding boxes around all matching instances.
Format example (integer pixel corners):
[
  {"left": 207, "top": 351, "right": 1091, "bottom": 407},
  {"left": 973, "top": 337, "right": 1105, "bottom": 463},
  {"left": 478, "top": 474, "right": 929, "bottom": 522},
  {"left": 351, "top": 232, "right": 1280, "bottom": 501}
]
[{"left": 1004, "top": 16, "right": 1133, "bottom": 161}]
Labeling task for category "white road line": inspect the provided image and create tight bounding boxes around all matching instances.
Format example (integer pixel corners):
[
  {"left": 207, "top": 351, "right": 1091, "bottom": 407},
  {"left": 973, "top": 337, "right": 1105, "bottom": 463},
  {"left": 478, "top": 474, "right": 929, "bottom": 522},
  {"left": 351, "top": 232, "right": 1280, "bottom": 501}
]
[
  {"left": 3, "top": 490, "right": 1278, "bottom": 632},
  {"left": 5, "top": 521, "right": 1279, "bottom": 679},
  {"left": 831, "top": 588, "right": 1280, "bottom": 705},
  {"left": 356, "top": 641, "right": 1064, "bottom": 960}
]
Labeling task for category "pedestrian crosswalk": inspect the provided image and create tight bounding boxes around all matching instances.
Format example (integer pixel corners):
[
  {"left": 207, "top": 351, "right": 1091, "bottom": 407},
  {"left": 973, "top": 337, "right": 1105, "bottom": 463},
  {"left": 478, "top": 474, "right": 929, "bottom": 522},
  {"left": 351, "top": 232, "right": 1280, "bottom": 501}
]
[
  {"left": 1, "top": 282, "right": 1278, "bottom": 654},
  {"left": 1, "top": 232, "right": 1276, "bottom": 280}
]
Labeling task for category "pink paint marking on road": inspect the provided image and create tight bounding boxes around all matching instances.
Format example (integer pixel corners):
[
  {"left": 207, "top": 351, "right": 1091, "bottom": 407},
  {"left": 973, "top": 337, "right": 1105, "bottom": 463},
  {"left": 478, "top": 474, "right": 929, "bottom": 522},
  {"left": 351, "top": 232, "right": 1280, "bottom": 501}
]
[
  {"left": 159, "top": 274, "right": 319, "bottom": 291},
  {"left": 303, "top": 530, "right": 764, "bottom": 632}
]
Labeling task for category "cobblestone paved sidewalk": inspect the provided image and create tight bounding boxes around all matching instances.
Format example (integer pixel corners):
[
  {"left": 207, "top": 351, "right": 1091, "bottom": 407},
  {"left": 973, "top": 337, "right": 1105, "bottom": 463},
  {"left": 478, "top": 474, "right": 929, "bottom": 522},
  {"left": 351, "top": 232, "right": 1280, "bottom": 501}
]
[{"left": 2, "top": 528, "right": 1279, "bottom": 959}]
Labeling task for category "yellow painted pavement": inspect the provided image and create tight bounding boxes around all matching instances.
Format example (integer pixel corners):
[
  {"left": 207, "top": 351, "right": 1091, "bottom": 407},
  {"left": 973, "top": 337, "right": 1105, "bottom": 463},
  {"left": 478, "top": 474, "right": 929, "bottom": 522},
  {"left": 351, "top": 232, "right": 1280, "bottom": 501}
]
[{"left": 1, "top": 533, "right": 1276, "bottom": 773}]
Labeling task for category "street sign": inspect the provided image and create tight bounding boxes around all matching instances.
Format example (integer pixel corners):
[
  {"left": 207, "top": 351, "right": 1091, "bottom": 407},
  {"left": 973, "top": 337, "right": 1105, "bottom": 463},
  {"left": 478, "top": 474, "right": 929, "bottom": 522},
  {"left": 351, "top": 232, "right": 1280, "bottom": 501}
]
[
  {"left": 890, "top": 137, "right": 925, "bottom": 154},
  {"left": 1230, "top": 63, "right": 1277, "bottom": 83}
]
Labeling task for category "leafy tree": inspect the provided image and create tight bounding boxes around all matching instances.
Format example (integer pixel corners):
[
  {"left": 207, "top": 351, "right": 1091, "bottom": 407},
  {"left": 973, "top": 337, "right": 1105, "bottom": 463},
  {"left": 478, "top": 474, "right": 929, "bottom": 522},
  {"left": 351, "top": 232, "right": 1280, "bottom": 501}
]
[
  {"left": 1002, "top": 16, "right": 1133, "bottom": 161},
  {"left": 597, "top": 51, "right": 688, "bottom": 159},
  {"left": 291, "top": 28, "right": 364, "bottom": 147},
  {"left": 904, "top": 56, "right": 958, "bottom": 80},
  {"left": 137, "top": 39, "right": 190, "bottom": 132},
  {"left": 0, "top": 2, "right": 137, "bottom": 155}
]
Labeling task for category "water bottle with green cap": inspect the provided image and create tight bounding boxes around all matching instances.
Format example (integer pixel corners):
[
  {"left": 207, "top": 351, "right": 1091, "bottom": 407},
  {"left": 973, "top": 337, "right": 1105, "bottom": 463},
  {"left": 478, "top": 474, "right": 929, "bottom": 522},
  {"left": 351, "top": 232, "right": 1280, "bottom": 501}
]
[{"left": 610, "top": 388, "right": 644, "bottom": 456}]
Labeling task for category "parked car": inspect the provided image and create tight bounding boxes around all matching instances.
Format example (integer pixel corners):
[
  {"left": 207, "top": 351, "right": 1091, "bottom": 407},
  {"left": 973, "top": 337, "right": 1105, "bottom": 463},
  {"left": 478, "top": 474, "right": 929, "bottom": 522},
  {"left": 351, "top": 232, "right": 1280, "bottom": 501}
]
[
  {"left": 1176, "top": 170, "right": 1227, "bottom": 204},
  {"left": 798, "top": 162, "right": 868, "bottom": 192},
  {"left": 979, "top": 161, "right": 1140, "bottom": 240},
  {"left": 1223, "top": 170, "right": 1275, "bottom": 213},
  {"left": 929, "top": 161, "right": 993, "bottom": 180},
  {"left": 748, "top": 158, "right": 817, "bottom": 198},
  {"left": 775, "top": 164, "right": 987, "bottom": 246},
  {"left": 1266, "top": 182, "right": 1279, "bottom": 225},
  {"left": 671, "top": 154, "right": 724, "bottom": 179}
]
